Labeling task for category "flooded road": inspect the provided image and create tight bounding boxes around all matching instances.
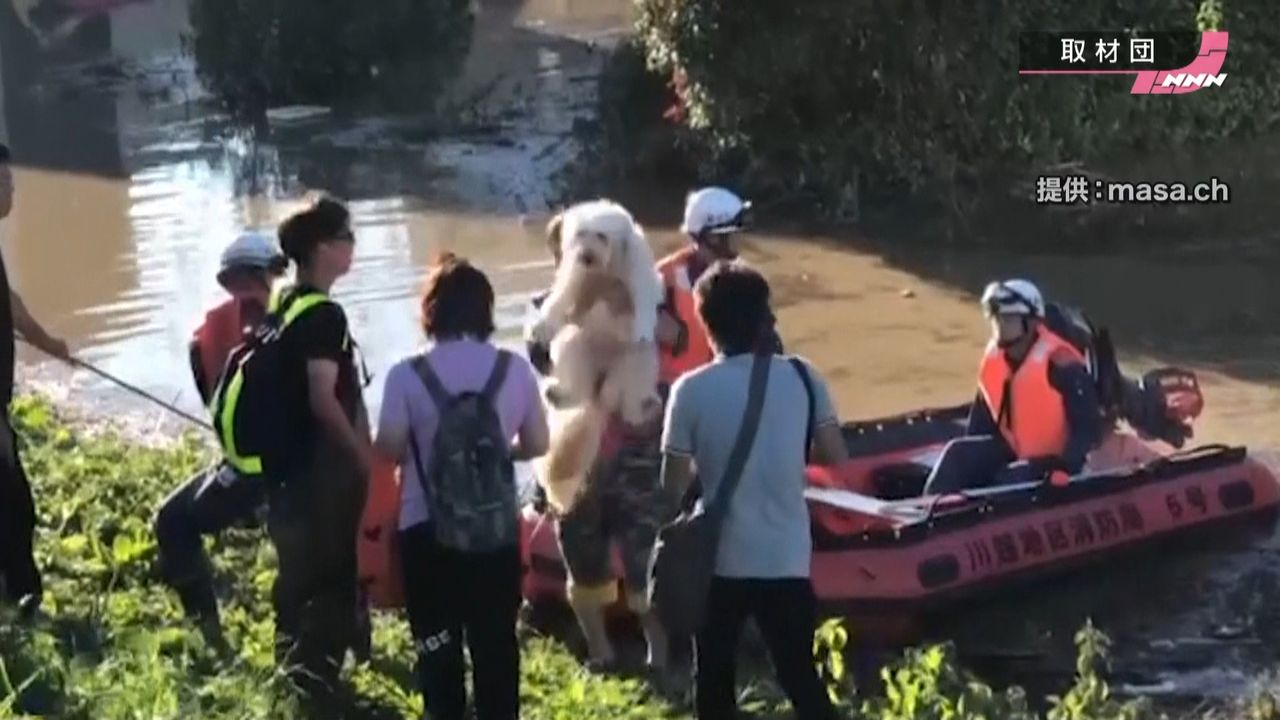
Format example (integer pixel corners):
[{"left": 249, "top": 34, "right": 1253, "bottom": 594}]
[
  {"left": 0, "top": 0, "right": 632, "bottom": 423},
  {"left": 4, "top": 0, "right": 1280, "bottom": 707}
]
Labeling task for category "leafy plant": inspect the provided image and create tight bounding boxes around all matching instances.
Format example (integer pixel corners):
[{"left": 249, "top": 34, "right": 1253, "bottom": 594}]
[
  {"left": 1046, "top": 620, "right": 1150, "bottom": 720},
  {"left": 627, "top": 0, "right": 1280, "bottom": 222},
  {"left": 815, "top": 617, "right": 856, "bottom": 707},
  {"left": 0, "top": 394, "right": 685, "bottom": 719}
]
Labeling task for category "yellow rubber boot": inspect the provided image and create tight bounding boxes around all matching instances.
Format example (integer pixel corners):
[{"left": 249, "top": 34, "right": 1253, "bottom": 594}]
[{"left": 567, "top": 581, "right": 618, "bottom": 669}]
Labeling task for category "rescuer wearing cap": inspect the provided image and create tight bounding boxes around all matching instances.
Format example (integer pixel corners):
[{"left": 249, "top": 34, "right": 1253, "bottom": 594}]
[{"left": 152, "top": 231, "right": 287, "bottom": 650}]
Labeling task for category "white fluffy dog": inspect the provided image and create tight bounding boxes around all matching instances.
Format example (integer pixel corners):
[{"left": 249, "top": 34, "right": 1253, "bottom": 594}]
[{"left": 528, "top": 199, "right": 664, "bottom": 512}]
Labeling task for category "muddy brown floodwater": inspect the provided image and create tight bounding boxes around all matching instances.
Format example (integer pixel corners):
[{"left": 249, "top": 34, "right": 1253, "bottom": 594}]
[{"left": 4, "top": 0, "right": 1280, "bottom": 707}]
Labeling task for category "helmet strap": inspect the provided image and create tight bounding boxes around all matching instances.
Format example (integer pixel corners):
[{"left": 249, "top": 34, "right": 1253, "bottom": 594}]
[
  {"left": 695, "top": 231, "right": 736, "bottom": 260},
  {"left": 994, "top": 314, "right": 1035, "bottom": 349}
]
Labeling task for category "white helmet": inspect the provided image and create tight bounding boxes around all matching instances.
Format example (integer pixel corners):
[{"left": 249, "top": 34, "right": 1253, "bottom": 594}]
[
  {"left": 680, "top": 186, "right": 752, "bottom": 237},
  {"left": 981, "top": 279, "right": 1045, "bottom": 319},
  {"left": 218, "top": 231, "right": 286, "bottom": 284}
]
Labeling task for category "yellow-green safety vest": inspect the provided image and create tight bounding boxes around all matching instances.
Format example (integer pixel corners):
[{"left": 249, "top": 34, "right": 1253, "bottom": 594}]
[{"left": 210, "top": 290, "right": 329, "bottom": 476}]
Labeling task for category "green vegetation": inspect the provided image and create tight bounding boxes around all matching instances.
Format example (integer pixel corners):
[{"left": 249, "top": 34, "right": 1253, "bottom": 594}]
[
  {"left": 0, "top": 394, "right": 684, "bottom": 719},
  {"left": 812, "top": 619, "right": 1153, "bottom": 720},
  {"left": 0, "top": 394, "right": 1236, "bottom": 718},
  {"left": 577, "top": 0, "right": 1280, "bottom": 234}
]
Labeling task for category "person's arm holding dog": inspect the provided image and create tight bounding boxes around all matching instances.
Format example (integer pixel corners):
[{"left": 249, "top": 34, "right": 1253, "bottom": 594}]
[
  {"left": 527, "top": 212, "right": 586, "bottom": 348},
  {"left": 528, "top": 272, "right": 579, "bottom": 347}
]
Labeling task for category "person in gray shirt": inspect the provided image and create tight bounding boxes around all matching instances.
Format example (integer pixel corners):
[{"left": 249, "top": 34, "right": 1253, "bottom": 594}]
[{"left": 659, "top": 260, "right": 848, "bottom": 720}]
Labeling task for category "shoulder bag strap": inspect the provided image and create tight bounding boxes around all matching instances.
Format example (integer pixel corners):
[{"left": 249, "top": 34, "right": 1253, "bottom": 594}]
[
  {"left": 788, "top": 357, "right": 815, "bottom": 464},
  {"left": 707, "top": 352, "right": 772, "bottom": 522}
]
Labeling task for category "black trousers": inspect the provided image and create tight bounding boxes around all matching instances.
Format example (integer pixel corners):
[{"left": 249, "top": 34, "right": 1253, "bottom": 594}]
[
  {"left": 399, "top": 523, "right": 522, "bottom": 720},
  {"left": 0, "top": 417, "right": 40, "bottom": 602},
  {"left": 922, "top": 435, "right": 1014, "bottom": 496},
  {"left": 153, "top": 463, "right": 267, "bottom": 623},
  {"left": 695, "top": 577, "right": 837, "bottom": 720},
  {"left": 267, "top": 442, "right": 367, "bottom": 696}
]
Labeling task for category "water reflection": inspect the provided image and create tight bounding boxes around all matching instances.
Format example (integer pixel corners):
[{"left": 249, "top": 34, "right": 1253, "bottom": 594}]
[
  {"left": 1, "top": 0, "right": 138, "bottom": 357},
  {"left": 8, "top": 0, "right": 147, "bottom": 49},
  {"left": 0, "top": 0, "right": 630, "bottom": 423},
  {"left": 0, "top": 0, "right": 125, "bottom": 177},
  {"left": 186, "top": 0, "right": 476, "bottom": 125}
]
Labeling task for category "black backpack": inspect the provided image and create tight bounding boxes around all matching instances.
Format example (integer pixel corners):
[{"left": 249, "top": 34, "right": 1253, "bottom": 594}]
[
  {"left": 407, "top": 351, "right": 519, "bottom": 553},
  {"left": 208, "top": 290, "right": 330, "bottom": 480}
]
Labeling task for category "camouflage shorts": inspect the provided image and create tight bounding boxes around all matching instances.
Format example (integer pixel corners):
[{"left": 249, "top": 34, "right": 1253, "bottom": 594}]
[{"left": 556, "top": 434, "right": 672, "bottom": 593}]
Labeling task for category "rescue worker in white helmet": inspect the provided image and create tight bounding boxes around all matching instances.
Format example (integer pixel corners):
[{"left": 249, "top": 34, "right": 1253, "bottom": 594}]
[
  {"left": 922, "top": 279, "right": 1102, "bottom": 495},
  {"left": 153, "top": 231, "right": 286, "bottom": 651},
  {"left": 653, "top": 186, "right": 781, "bottom": 391}
]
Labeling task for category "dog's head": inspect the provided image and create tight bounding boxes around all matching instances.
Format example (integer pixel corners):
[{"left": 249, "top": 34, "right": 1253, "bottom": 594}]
[{"left": 551, "top": 199, "right": 643, "bottom": 276}]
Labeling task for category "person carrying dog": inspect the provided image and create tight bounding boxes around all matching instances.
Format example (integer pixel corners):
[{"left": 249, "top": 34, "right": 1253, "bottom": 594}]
[{"left": 525, "top": 208, "right": 671, "bottom": 675}]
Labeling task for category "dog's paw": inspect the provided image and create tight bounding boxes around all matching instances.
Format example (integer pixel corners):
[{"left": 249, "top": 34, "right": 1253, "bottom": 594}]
[
  {"left": 544, "top": 383, "right": 580, "bottom": 410},
  {"left": 528, "top": 317, "right": 558, "bottom": 346},
  {"left": 642, "top": 393, "right": 663, "bottom": 419},
  {"left": 631, "top": 325, "right": 657, "bottom": 345},
  {"left": 620, "top": 392, "right": 662, "bottom": 428},
  {"left": 544, "top": 384, "right": 565, "bottom": 407}
]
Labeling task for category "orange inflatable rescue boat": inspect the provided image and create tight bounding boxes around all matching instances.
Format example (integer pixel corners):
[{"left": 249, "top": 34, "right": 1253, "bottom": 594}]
[
  {"left": 358, "top": 454, "right": 404, "bottom": 609},
  {"left": 358, "top": 454, "right": 545, "bottom": 611},
  {"left": 520, "top": 368, "right": 1280, "bottom": 630}
]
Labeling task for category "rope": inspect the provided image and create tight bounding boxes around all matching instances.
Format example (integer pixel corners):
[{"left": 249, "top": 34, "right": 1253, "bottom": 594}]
[{"left": 17, "top": 335, "right": 213, "bottom": 432}]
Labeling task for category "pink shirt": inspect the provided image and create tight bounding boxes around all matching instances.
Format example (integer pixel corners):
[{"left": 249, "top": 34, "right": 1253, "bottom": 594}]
[{"left": 378, "top": 339, "right": 543, "bottom": 530}]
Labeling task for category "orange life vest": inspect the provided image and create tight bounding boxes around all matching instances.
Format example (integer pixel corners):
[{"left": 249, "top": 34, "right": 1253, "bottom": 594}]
[
  {"left": 191, "top": 298, "right": 253, "bottom": 399},
  {"left": 358, "top": 453, "right": 406, "bottom": 609},
  {"left": 656, "top": 247, "right": 714, "bottom": 385},
  {"left": 977, "top": 327, "right": 1087, "bottom": 459}
]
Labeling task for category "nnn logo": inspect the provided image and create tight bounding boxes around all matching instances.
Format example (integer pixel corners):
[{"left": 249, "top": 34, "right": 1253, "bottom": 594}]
[
  {"left": 1132, "top": 31, "right": 1228, "bottom": 94},
  {"left": 1160, "top": 72, "right": 1227, "bottom": 89}
]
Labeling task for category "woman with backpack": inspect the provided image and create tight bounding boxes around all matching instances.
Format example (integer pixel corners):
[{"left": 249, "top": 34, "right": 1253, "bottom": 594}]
[{"left": 374, "top": 253, "right": 548, "bottom": 720}]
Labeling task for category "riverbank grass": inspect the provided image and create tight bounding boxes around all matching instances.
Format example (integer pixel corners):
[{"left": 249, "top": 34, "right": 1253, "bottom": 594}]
[
  {"left": 0, "top": 394, "right": 673, "bottom": 719},
  {"left": 0, "top": 393, "right": 1198, "bottom": 720}
]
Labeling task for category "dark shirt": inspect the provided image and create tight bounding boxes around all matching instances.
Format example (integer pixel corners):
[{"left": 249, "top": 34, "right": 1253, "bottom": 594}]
[
  {"left": 967, "top": 356, "right": 1102, "bottom": 472},
  {"left": 277, "top": 284, "right": 361, "bottom": 459},
  {"left": 0, "top": 250, "right": 13, "bottom": 410}
]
